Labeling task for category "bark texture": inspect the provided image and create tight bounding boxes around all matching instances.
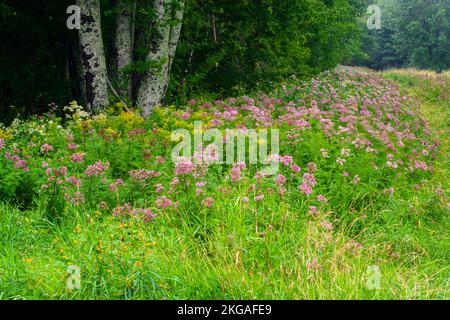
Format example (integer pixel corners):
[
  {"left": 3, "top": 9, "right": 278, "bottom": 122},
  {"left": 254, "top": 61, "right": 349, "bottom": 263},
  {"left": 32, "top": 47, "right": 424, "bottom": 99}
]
[
  {"left": 77, "top": 0, "right": 109, "bottom": 110},
  {"left": 137, "top": 0, "right": 185, "bottom": 118},
  {"left": 115, "top": 0, "right": 135, "bottom": 100}
]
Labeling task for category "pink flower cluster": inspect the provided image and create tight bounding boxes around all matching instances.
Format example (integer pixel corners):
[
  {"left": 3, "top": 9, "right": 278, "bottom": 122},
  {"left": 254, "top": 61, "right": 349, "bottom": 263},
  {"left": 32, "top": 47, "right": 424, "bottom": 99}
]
[
  {"left": 109, "top": 179, "right": 124, "bottom": 192},
  {"left": 41, "top": 143, "right": 54, "bottom": 153},
  {"left": 113, "top": 204, "right": 157, "bottom": 223},
  {"left": 156, "top": 196, "right": 178, "bottom": 209},
  {"left": 70, "top": 153, "right": 85, "bottom": 163},
  {"left": 129, "top": 169, "right": 161, "bottom": 182},
  {"left": 128, "top": 128, "right": 146, "bottom": 137},
  {"left": 298, "top": 172, "right": 317, "bottom": 196},
  {"left": 275, "top": 174, "right": 287, "bottom": 186},
  {"left": 231, "top": 162, "right": 246, "bottom": 182},
  {"left": 64, "top": 191, "right": 85, "bottom": 206},
  {"left": 175, "top": 159, "right": 196, "bottom": 176},
  {"left": 84, "top": 161, "right": 110, "bottom": 177},
  {"left": 5, "top": 152, "right": 29, "bottom": 171},
  {"left": 201, "top": 197, "right": 214, "bottom": 208}
]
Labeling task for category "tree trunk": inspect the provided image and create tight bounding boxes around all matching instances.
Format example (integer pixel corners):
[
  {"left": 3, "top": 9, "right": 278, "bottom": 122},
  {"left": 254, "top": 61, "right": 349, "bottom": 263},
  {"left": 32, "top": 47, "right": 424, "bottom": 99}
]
[
  {"left": 77, "top": 0, "right": 109, "bottom": 110},
  {"left": 137, "top": 0, "right": 185, "bottom": 118},
  {"left": 115, "top": 0, "right": 135, "bottom": 100}
]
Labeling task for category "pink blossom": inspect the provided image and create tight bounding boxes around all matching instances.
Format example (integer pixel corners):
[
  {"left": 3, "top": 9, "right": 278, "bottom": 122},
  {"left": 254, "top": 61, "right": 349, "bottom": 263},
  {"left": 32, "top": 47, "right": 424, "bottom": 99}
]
[
  {"left": 41, "top": 144, "right": 54, "bottom": 153},
  {"left": 128, "top": 128, "right": 146, "bottom": 137},
  {"left": 0, "top": 139, "right": 4, "bottom": 149},
  {"left": 352, "top": 175, "right": 360, "bottom": 185},
  {"left": 84, "top": 161, "right": 110, "bottom": 177},
  {"left": 201, "top": 197, "right": 214, "bottom": 208},
  {"left": 129, "top": 169, "right": 161, "bottom": 182},
  {"left": 280, "top": 155, "right": 293, "bottom": 166},
  {"left": 155, "top": 156, "right": 166, "bottom": 164},
  {"left": 181, "top": 112, "right": 191, "bottom": 120},
  {"left": 196, "top": 182, "right": 206, "bottom": 188},
  {"left": 155, "top": 184, "right": 164, "bottom": 193},
  {"left": 15, "top": 159, "right": 28, "bottom": 169},
  {"left": 175, "top": 159, "right": 196, "bottom": 176},
  {"left": 308, "top": 206, "right": 318, "bottom": 216},
  {"left": 156, "top": 196, "right": 173, "bottom": 209},
  {"left": 307, "top": 259, "right": 321, "bottom": 271},
  {"left": 70, "top": 153, "right": 85, "bottom": 163},
  {"left": 275, "top": 174, "right": 287, "bottom": 186},
  {"left": 231, "top": 164, "right": 242, "bottom": 182},
  {"left": 170, "top": 177, "right": 180, "bottom": 186},
  {"left": 141, "top": 209, "right": 157, "bottom": 223},
  {"left": 65, "top": 176, "right": 81, "bottom": 187},
  {"left": 303, "top": 173, "right": 317, "bottom": 187},
  {"left": 320, "top": 148, "right": 329, "bottom": 158},
  {"left": 414, "top": 160, "right": 428, "bottom": 171},
  {"left": 254, "top": 194, "right": 265, "bottom": 201},
  {"left": 336, "top": 157, "right": 346, "bottom": 166},
  {"left": 298, "top": 182, "right": 313, "bottom": 195},
  {"left": 307, "top": 162, "right": 317, "bottom": 173},
  {"left": 320, "top": 220, "right": 333, "bottom": 230},
  {"left": 340, "top": 148, "right": 350, "bottom": 157},
  {"left": 66, "top": 191, "right": 85, "bottom": 206},
  {"left": 68, "top": 144, "right": 78, "bottom": 150}
]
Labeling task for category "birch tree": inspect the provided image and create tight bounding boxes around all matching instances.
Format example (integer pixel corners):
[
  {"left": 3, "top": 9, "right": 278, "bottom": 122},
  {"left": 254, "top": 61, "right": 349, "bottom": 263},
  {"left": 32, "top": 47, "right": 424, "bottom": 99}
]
[
  {"left": 77, "top": 0, "right": 109, "bottom": 110},
  {"left": 137, "top": 0, "right": 185, "bottom": 118},
  {"left": 115, "top": 0, "right": 135, "bottom": 100}
]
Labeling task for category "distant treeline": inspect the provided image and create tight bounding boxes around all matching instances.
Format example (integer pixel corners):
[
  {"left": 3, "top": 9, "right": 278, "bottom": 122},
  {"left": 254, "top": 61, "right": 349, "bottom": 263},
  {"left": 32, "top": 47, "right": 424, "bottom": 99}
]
[{"left": 354, "top": 0, "right": 450, "bottom": 72}]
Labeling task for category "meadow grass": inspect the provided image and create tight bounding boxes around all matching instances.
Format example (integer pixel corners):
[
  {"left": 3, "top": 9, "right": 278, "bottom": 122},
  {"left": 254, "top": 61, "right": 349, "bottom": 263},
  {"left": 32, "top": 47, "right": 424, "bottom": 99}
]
[{"left": 0, "top": 67, "right": 448, "bottom": 300}]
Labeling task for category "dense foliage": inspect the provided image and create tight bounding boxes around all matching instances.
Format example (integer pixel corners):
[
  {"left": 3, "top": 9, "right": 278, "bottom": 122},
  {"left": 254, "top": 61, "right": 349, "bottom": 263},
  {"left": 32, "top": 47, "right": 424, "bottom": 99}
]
[
  {"left": 169, "top": 0, "right": 364, "bottom": 101},
  {"left": 0, "top": 0, "right": 364, "bottom": 121},
  {"left": 355, "top": 0, "right": 450, "bottom": 72}
]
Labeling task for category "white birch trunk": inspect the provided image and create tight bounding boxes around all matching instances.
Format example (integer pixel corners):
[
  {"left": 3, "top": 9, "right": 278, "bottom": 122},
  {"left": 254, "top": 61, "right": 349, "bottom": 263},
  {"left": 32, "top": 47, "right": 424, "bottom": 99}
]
[
  {"left": 77, "top": 0, "right": 109, "bottom": 110},
  {"left": 137, "top": 0, "right": 185, "bottom": 118},
  {"left": 115, "top": 0, "right": 135, "bottom": 100}
]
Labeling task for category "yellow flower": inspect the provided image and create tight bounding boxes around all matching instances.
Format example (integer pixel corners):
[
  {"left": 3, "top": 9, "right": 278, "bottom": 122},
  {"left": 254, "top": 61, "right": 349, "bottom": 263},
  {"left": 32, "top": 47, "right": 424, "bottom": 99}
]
[
  {"left": 119, "top": 111, "right": 144, "bottom": 128},
  {"left": 0, "top": 129, "right": 13, "bottom": 140},
  {"left": 105, "top": 128, "right": 118, "bottom": 135}
]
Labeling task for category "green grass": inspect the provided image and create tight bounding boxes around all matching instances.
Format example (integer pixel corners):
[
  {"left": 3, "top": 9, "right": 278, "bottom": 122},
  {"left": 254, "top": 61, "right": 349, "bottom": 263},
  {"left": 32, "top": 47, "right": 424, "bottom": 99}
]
[{"left": 0, "top": 68, "right": 448, "bottom": 300}]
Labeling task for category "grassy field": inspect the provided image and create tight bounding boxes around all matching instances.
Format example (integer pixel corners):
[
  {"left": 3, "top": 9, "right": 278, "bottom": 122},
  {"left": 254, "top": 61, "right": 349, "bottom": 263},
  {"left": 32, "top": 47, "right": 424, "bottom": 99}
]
[{"left": 0, "top": 67, "right": 448, "bottom": 300}]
